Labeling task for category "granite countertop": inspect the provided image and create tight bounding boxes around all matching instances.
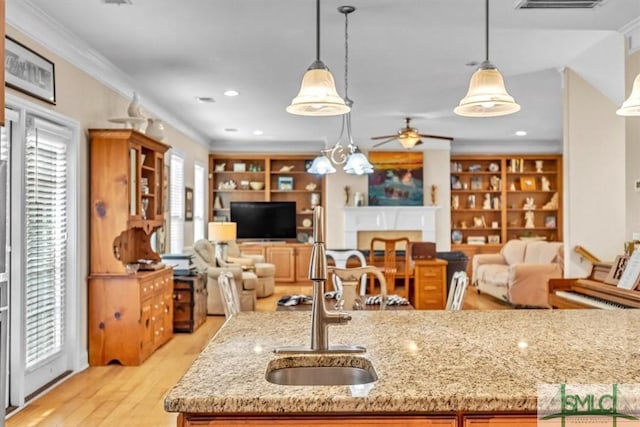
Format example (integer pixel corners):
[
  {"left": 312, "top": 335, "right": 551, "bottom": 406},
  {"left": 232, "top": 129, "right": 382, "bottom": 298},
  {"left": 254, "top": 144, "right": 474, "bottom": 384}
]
[{"left": 164, "top": 310, "right": 640, "bottom": 414}]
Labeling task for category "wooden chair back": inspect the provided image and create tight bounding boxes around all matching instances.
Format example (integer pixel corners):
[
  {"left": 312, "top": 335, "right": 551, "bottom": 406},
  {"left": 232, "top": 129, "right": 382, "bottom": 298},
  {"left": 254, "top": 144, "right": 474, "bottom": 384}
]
[
  {"left": 328, "top": 265, "right": 387, "bottom": 297},
  {"left": 369, "top": 237, "right": 411, "bottom": 298}
]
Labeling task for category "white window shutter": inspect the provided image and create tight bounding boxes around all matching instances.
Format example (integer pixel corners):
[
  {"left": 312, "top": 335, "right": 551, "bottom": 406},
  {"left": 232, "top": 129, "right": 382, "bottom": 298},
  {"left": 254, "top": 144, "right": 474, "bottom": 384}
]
[
  {"left": 193, "top": 164, "right": 205, "bottom": 242},
  {"left": 169, "top": 153, "right": 184, "bottom": 253},
  {"left": 24, "top": 118, "right": 70, "bottom": 368}
]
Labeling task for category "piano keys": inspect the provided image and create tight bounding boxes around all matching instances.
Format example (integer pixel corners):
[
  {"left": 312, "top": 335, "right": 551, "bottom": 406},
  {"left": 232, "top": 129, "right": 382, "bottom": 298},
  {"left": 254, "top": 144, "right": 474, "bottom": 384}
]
[{"left": 549, "top": 277, "right": 640, "bottom": 309}]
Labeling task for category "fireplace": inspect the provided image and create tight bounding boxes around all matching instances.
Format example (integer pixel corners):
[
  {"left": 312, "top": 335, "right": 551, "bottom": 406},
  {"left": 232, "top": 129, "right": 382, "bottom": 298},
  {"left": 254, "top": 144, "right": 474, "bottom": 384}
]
[{"left": 343, "top": 206, "right": 439, "bottom": 249}]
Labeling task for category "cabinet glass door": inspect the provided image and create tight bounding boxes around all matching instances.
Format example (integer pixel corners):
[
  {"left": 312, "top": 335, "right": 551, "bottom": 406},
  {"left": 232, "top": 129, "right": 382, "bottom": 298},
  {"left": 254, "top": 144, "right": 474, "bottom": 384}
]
[{"left": 129, "top": 147, "right": 138, "bottom": 216}]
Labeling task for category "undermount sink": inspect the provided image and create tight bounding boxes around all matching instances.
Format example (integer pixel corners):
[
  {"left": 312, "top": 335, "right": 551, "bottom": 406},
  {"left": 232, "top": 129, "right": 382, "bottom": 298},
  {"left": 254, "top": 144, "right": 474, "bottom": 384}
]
[{"left": 266, "top": 356, "right": 378, "bottom": 386}]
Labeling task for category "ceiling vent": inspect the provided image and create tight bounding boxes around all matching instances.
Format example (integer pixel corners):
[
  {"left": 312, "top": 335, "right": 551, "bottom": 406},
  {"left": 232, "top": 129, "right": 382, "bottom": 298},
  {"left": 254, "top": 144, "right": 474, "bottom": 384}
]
[
  {"left": 102, "top": 0, "right": 132, "bottom": 5},
  {"left": 515, "top": 0, "right": 607, "bottom": 9}
]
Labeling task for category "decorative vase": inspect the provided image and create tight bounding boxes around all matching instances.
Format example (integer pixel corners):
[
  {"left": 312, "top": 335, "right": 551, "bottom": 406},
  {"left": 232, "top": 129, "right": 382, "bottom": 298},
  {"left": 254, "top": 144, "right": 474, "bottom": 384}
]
[
  {"left": 127, "top": 92, "right": 144, "bottom": 118},
  {"left": 146, "top": 118, "right": 165, "bottom": 141}
]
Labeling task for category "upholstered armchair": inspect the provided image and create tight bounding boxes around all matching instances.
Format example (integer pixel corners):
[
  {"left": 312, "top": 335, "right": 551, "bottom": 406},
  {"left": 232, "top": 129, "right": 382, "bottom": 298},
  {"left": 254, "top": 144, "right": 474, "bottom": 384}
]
[
  {"left": 226, "top": 241, "right": 276, "bottom": 298},
  {"left": 192, "top": 239, "right": 257, "bottom": 315}
]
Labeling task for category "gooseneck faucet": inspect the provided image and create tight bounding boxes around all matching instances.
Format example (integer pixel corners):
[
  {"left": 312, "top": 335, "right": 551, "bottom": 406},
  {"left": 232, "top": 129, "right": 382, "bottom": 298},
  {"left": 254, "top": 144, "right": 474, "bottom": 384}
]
[{"left": 275, "top": 206, "right": 365, "bottom": 354}]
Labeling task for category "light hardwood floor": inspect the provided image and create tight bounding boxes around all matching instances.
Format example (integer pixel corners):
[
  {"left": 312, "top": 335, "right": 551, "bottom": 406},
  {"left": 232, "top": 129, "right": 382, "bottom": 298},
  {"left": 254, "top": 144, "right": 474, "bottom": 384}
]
[{"left": 7, "top": 283, "right": 510, "bottom": 427}]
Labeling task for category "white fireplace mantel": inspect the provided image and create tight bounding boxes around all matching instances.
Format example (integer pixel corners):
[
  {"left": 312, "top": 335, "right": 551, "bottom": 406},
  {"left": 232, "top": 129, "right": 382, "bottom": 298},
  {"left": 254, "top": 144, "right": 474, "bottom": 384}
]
[{"left": 342, "top": 206, "right": 440, "bottom": 248}]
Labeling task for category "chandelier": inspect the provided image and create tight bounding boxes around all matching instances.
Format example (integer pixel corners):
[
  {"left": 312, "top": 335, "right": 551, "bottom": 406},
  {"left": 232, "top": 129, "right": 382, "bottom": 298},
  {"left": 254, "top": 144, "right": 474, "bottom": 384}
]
[{"left": 308, "top": 5, "right": 373, "bottom": 175}]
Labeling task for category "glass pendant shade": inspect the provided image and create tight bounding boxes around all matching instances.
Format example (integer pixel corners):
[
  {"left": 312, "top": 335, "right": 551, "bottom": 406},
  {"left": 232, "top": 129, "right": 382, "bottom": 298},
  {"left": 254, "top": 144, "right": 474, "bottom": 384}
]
[
  {"left": 455, "top": 61, "right": 521, "bottom": 117},
  {"left": 287, "top": 61, "right": 351, "bottom": 116},
  {"left": 398, "top": 130, "right": 421, "bottom": 149},
  {"left": 617, "top": 74, "right": 640, "bottom": 116},
  {"left": 307, "top": 154, "right": 336, "bottom": 175},
  {"left": 344, "top": 151, "right": 374, "bottom": 175}
]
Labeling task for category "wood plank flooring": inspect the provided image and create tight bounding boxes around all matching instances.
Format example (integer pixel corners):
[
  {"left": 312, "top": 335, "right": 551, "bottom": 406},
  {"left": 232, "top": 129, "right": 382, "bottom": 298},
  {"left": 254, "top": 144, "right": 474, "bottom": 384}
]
[{"left": 7, "top": 283, "right": 510, "bottom": 426}]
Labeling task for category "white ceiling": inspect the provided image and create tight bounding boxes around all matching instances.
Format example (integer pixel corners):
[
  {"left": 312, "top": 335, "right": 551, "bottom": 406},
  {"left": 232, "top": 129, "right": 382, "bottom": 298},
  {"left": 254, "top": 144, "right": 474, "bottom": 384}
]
[{"left": 8, "top": 0, "right": 640, "bottom": 153}]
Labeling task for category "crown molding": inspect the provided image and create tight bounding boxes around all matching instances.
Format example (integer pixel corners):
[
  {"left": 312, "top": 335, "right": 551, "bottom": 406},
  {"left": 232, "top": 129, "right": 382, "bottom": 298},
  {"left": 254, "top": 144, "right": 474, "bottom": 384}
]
[
  {"left": 6, "top": 0, "right": 210, "bottom": 147},
  {"left": 451, "top": 139, "right": 562, "bottom": 155}
]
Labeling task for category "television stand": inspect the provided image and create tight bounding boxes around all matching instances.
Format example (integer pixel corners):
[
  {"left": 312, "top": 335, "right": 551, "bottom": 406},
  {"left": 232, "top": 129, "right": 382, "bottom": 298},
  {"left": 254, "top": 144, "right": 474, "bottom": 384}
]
[{"left": 239, "top": 242, "right": 313, "bottom": 283}]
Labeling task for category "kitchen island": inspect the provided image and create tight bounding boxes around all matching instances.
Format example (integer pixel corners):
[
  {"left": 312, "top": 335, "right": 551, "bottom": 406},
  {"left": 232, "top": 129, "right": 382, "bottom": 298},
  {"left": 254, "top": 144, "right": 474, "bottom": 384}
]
[{"left": 165, "top": 310, "right": 640, "bottom": 426}]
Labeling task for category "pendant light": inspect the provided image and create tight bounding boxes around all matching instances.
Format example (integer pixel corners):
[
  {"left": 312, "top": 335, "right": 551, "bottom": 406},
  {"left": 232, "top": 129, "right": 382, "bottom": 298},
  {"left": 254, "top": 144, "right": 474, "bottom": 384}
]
[
  {"left": 287, "top": 0, "right": 350, "bottom": 116},
  {"left": 454, "top": 0, "right": 520, "bottom": 117},
  {"left": 307, "top": 5, "right": 373, "bottom": 176},
  {"left": 617, "top": 74, "right": 640, "bottom": 116}
]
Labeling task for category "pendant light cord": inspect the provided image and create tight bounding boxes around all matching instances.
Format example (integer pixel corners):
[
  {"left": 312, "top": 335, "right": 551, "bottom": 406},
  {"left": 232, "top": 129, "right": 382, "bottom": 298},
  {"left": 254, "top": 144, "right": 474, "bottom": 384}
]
[
  {"left": 485, "top": 0, "right": 489, "bottom": 62},
  {"left": 344, "top": 8, "right": 349, "bottom": 101},
  {"left": 316, "top": 0, "right": 321, "bottom": 61}
]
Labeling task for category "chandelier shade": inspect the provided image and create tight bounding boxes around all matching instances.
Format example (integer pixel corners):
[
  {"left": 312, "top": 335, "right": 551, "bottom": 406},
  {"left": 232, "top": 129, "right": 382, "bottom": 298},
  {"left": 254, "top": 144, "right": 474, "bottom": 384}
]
[
  {"left": 617, "top": 74, "right": 640, "bottom": 116},
  {"left": 307, "top": 154, "right": 337, "bottom": 174},
  {"left": 343, "top": 151, "right": 374, "bottom": 175},
  {"left": 287, "top": 0, "right": 349, "bottom": 116},
  {"left": 454, "top": 0, "right": 520, "bottom": 118}
]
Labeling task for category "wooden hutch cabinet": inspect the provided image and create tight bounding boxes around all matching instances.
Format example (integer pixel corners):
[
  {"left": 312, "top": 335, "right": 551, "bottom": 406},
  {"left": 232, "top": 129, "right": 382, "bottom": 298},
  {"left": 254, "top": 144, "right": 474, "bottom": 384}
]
[
  {"left": 209, "top": 153, "right": 323, "bottom": 284},
  {"left": 88, "top": 129, "right": 173, "bottom": 366}
]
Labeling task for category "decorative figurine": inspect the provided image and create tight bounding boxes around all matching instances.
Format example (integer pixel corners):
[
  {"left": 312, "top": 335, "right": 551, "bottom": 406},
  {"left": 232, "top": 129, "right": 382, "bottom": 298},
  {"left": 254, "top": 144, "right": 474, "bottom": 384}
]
[
  {"left": 524, "top": 211, "right": 535, "bottom": 229},
  {"left": 535, "top": 160, "right": 544, "bottom": 173},
  {"left": 541, "top": 176, "right": 551, "bottom": 191},
  {"left": 523, "top": 197, "right": 536, "bottom": 210},
  {"left": 482, "top": 193, "right": 492, "bottom": 210},
  {"left": 542, "top": 192, "right": 559, "bottom": 210}
]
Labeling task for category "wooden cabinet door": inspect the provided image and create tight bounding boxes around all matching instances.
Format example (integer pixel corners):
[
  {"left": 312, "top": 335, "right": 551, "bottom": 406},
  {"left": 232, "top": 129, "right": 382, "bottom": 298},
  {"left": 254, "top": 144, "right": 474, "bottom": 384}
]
[
  {"left": 267, "top": 246, "right": 295, "bottom": 282},
  {"left": 295, "top": 245, "right": 313, "bottom": 283}
]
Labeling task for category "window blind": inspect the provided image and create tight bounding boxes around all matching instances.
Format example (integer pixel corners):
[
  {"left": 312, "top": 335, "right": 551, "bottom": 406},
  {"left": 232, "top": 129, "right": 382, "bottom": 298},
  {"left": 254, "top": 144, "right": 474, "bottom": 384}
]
[
  {"left": 193, "top": 164, "right": 205, "bottom": 242},
  {"left": 169, "top": 153, "right": 184, "bottom": 253},
  {"left": 24, "top": 117, "right": 70, "bottom": 369}
]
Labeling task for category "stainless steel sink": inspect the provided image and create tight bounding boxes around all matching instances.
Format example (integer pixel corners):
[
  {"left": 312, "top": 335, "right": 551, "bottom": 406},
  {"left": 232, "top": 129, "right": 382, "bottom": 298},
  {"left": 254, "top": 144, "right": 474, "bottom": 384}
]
[{"left": 265, "top": 356, "right": 377, "bottom": 386}]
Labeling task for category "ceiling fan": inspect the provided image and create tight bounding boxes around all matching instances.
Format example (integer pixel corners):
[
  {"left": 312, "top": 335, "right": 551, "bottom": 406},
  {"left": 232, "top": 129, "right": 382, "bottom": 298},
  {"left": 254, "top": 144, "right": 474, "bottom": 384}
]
[{"left": 371, "top": 117, "right": 453, "bottom": 149}]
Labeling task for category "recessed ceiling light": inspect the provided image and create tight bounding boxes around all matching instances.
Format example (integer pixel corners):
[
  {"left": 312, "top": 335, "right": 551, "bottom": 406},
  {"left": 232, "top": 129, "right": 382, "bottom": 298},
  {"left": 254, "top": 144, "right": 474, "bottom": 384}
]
[
  {"left": 224, "top": 128, "right": 238, "bottom": 132},
  {"left": 515, "top": 130, "right": 527, "bottom": 136},
  {"left": 224, "top": 90, "right": 240, "bottom": 97},
  {"left": 195, "top": 96, "right": 215, "bottom": 103},
  {"left": 252, "top": 130, "right": 263, "bottom": 136}
]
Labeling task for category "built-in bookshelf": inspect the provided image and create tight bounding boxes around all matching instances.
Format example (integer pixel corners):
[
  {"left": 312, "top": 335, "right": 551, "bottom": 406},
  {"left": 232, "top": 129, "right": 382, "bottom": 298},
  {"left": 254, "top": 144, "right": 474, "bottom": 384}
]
[{"left": 450, "top": 154, "right": 562, "bottom": 246}]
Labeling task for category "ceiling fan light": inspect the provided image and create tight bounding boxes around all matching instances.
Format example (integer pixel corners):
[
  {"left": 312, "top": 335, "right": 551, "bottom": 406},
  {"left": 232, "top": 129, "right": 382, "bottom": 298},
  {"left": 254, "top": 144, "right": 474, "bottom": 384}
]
[
  {"left": 617, "top": 74, "right": 640, "bottom": 116},
  {"left": 307, "top": 154, "right": 336, "bottom": 175},
  {"left": 399, "top": 136, "right": 421, "bottom": 149},
  {"left": 286, "top": 61, "right": 350, "bottom": 116},
  {"left": 344, "top": 152, "right": 374, "bottom": 175},
  {"left": 455, "top": 64, "right": 521, "bottom": 117}
]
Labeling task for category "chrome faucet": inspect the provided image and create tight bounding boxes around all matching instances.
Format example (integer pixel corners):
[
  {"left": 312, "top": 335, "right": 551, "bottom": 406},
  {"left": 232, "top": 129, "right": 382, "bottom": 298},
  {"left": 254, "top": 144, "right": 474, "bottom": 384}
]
[{"left": 275, "top": 206, "right": 365, "bottom": 354}]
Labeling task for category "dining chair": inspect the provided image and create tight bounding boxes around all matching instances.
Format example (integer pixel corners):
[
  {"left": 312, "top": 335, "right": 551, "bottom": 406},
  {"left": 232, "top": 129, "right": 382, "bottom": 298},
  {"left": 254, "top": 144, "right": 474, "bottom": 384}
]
[
  {"left": 445, "top": 271, "right": 469, "bottom": 311},
  {"left": 369, "top": 237, "right": 411, "bottom": 298},
  {"left": 218, "top": 271, "right": 241, "bottom": 318},
  {"left": 326, "top": 249, "right": 367, "bottom": 293},
  {"left": 328, "top": 265, "right": 388, "bottom": 310}
]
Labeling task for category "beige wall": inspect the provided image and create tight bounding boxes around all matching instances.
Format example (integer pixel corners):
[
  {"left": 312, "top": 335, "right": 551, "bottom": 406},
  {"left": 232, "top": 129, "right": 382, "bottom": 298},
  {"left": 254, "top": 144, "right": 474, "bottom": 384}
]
[
  {"left": 563, "top": 68, "right": 626, "bottom": 277},
  {"left": 625, "top": 50, "right": 640, "bottom": 241},
  {"left": 6, "top": 26, "right": 210, "bottom": 365}
]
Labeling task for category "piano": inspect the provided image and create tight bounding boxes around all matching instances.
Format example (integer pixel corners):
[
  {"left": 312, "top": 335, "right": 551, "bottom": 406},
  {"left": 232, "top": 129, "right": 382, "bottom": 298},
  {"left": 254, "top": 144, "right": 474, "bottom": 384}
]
[{"left": 549, "top": 276, "right": 640, "bottom": 309}]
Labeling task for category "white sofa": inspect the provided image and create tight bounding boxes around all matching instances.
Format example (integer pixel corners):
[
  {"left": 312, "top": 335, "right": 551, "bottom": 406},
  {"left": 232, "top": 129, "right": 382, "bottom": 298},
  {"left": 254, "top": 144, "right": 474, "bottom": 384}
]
[{"left": 472, "top": 239, "right": 563, "bottom": 308}]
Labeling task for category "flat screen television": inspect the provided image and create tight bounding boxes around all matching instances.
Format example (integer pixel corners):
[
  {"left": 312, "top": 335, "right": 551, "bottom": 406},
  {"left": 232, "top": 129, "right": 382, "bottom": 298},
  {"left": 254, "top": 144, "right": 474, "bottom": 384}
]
[{"left": 230, "top": 201, "right": 297, "bottom": 240}]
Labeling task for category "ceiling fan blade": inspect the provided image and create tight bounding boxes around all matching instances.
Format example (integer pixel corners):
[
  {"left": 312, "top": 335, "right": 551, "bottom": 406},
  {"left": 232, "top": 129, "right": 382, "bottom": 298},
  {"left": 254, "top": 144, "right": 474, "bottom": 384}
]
[
  {"left": 417, "top": 133, "right": 454, "bottom": 141},
  {"left": 373, "top": 137, "right": 397, "bottom": 147},
  {"left": 371, "top": 134, "right": 397, "bottom": 140}
]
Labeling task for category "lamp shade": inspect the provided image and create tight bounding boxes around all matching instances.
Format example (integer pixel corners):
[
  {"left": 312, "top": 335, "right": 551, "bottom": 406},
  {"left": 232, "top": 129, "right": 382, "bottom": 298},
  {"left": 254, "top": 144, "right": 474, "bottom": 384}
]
[
  {"left": 398, "top": 130, "right": 421, "bottom": 149},
  {"left": 208, "top": 222, "right": 237, "bottom": 242},
  {"left": 344, "top": 152, "right": 374, "bottom": 175},
  {"left": 617, "top": 74, "right": 640, "bottom": 116},
  {"left": 454, "top": 61, "right": 521, "bottom": 117},
  {"left": 286, "top": 61, "right": 351, "bottom": 116},
  {"left": 307, "top": 154, "right": 336, "bottom": 175}
]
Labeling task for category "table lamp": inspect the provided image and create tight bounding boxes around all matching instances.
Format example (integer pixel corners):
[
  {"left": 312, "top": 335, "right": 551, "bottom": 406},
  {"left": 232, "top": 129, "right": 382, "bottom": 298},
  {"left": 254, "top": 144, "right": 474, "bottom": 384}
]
[{"left": 208, "top": 222, "right": 237, "bottom": 263}]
